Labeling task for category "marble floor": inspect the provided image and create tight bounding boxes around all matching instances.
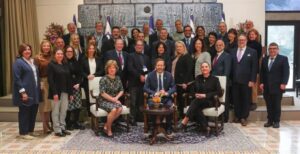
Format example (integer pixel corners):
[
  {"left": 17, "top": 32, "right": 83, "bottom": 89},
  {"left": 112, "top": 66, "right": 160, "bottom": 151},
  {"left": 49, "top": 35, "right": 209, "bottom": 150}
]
[{"left": 0, "top": 121, "right": 300, "bottom": 153}]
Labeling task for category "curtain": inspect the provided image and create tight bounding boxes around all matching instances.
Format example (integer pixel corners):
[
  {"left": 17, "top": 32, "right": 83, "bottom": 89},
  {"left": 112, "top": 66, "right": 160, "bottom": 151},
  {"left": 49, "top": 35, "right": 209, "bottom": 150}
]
[{"left": 3, "top": 0, "right": 39, "bottom": 95}]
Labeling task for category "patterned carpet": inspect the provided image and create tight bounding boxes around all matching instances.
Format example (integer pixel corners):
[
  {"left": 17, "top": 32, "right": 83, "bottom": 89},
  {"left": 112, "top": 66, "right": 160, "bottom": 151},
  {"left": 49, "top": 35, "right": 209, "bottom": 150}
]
[{"left": 62, "top": 123, "right": 264, "bottom": 152}]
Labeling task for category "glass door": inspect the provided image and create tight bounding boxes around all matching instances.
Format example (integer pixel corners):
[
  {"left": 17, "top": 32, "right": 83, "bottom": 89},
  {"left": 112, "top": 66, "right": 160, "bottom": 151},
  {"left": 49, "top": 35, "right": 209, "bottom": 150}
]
[{"left": 266, "top": 25, "right": 295, "bottom": 89}]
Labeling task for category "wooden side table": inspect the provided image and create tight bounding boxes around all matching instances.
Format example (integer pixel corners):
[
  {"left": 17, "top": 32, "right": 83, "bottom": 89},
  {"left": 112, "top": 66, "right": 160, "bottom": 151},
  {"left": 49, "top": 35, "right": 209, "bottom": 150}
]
[{"left": 142, "top": 106, "right": 175, "bottom": 145}]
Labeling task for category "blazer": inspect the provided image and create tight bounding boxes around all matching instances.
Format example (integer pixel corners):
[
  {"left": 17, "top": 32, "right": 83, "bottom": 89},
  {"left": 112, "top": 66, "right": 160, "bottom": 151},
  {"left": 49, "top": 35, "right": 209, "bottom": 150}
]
[
  {"left": 101, "top": 38, "right": 128, "bottom": 54},
  {"left": 144, "top": 71, "right": 176, "bottom": 97},
  {"left": 127, "top": 52, "right": 151, "bottom": 87},
  {"left": 260, "top": 55, "right": 289, "bottom": 94},
  {"left": 12, "top": 58, "right": 41, "bottom": 106},
  {"left": 211, "top": 51, "right": 232, "bottom": 78},
  {"left": 66, "top": 58, "right": 82, "bottom": 86},
  {"left": 191, "top": 75, "right": 223, "bottom": 105},
  {"left": 149, "top": 31, "right": 173, "bottom": 46},
  {"left": 63, "top": 33, "right": 85, "bottom": 48},
  {"left": 152, "top": 40, "right": 175, "bottom": 58},
  {"left": 81, "top": 57, "right": 104, "bottom": 88},
  {"left": 47, "top": 61, "right": 72, "bottom": 99},
  {"left": 104, "top": 50, "right": 129, "bottom": 81},
  {"left": 230, "top": 47, "right": 257, "bottom": 84},
  {"left": 129, "top": 42, "right": 151, "bottom": 58},
  {"left": 182, "top": 37, "right": 194, "bottom": 55},
  {"left": 174, "top": 53, "right": 194, "bottom": 84}
]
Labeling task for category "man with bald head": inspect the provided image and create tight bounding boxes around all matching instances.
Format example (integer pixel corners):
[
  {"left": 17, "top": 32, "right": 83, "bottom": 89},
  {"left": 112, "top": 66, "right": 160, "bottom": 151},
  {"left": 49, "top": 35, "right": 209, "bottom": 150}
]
[
  {"left": 212, "top": 39, "right": 231, "bottom": 122},
  {"left": 63, "top": 22, "right": 84, "bottom": 48},
  {"left": 54, "top": 37, "right": 65, "bottom": 49}
]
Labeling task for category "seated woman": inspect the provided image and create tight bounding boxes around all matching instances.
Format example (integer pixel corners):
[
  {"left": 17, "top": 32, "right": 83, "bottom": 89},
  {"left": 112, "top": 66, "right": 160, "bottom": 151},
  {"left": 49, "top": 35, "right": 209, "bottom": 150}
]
[
  {"left": 178, "top": 62, "right": 222, "bottom": 137},
  {"left": 98, "top": 60, "right": 124, "bottom": 137}
]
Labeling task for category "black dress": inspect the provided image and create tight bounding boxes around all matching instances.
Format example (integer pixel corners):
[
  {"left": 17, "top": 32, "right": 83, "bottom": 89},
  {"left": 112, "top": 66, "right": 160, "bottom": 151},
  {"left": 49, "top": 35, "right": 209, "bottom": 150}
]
[{"left": 186, "top": 75, "right": 222, "bottom": 127}]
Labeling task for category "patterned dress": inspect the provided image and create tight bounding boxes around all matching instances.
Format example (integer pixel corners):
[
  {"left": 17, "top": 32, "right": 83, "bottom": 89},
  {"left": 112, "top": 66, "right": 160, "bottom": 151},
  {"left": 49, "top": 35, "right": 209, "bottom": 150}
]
[{"left": 98, "top": 75, "right": 123, "bottom": 112}]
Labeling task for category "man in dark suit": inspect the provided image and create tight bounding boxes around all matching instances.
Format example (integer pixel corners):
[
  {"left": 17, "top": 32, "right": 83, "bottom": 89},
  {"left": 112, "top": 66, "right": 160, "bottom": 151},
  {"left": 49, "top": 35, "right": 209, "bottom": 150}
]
[
  {"left": 144, "top": 58, "right": 176, "bottom": 133},
  {"left": 63, "top": 23, "right": 84, "bottom": 48},
  {"left": 120, "top": 26, "right": 134, "bottom": 52},
  {"left": 230, "top": 34, "right": 257, "bottom": 126},
  {"left": 217, "top": 22, "right": 229, "bottom": 45},
  {"left": 212, "top": 40, "right": 231, "bottom": 122},
  {"left": 129, "top": 32, "right": 151, "bottom": 58},
  {"left": 104, "top": 39, "right": 129, "bottom": 90},
  {"left": 152, "top": 28, "right": 175, "bottom": 58},
  {"left": 128, "top": 40, "right": 151, "bottom": 125},
  {"left": 149, "top": 19, "right": 173, "bottom": 46},
  {"left": 260, "top": 42, "right": 289, "bottom": 128},
  {"left": 182, "top": 25, "right": 194, "bottom": 55},
  {"left": 101, "top": 26, "right": 127, "bottom": 54}
]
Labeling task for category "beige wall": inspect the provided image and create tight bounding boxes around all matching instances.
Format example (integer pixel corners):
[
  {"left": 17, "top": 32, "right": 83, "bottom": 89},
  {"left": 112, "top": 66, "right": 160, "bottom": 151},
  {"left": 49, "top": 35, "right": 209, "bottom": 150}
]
[
  {"left": 36, "top": 0, "right": 265, "bottom": 44},
  {"left": 218, "top": 0, "right": 265, "bottom": 45}
]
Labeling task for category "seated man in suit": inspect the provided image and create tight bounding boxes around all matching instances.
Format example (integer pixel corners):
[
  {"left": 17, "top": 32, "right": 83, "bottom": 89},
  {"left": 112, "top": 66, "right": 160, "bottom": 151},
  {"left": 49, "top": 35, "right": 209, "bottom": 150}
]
[{"left": 144, "top": 58, "right": 176, "bottom": 134}]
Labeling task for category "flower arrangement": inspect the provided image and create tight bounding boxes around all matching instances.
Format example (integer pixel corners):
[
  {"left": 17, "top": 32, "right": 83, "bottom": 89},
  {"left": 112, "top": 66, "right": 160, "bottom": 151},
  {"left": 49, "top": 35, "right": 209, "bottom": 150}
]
[
  {"left": 44, "top": 23, "right": 65, "bottom": 45},
  {"left": 235, "top": 21, "right": 246, "bottom": 34}
]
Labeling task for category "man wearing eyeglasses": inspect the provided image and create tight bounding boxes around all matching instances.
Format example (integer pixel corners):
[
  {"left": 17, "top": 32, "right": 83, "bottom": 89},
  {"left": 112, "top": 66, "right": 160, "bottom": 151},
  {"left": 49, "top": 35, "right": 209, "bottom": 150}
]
[{"left": 259, "top": 42, "right": 289, "bottom": 128}]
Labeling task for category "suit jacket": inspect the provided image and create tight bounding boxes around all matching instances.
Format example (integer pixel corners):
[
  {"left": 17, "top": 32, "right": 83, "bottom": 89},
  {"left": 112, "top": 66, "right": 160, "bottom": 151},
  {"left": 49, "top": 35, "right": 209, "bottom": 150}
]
[
  {"left": 121, "top": 36, "right": 134, "bottom": 52},
  {"left": 144, "top": 71, "right": 176, "bottom": 97},
  {"left": 127, "top": 52, "right": 151, "bottom": 87},
  {"left": 211, "top": 51, "right": 232, "bottom": 78},
  {"left": 104, "top": 50, "right": 129, "bottom": 86},
  {"left": 260, "top": 55, "right": 289, "bottom": 94},
  {"left": 174, "top": 54, "right": 194, "bottom": 84},
  {"left": 230, "top": 47, "right": 258, "bottom": 84},
  {"left": 129, "top": 41, "right": 151, "bottom": 58},
  {"left": 12, "top": 58, "right": 41, "bottom": 106},
  {"left": 152, "top": 40, "right": 175, "bottom": 58},
  {"left": 81, "top": 57, "right": 104, "bottom": 88},
  {"left": 182, "top": 37, "right": 194, "bottom": 55},
  {"left": 149, "top": 31, "right": 173, "bottom": 46},
  {"left": 101, "top": 38, "right": 128, "bottom": 54},
  {"left": 63, "top": 33, "right": 85, "bottom": 48}
]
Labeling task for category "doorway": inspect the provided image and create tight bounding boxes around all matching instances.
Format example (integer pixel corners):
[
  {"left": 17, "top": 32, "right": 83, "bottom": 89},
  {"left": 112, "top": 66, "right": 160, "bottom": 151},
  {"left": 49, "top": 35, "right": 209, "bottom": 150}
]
[{"left": 265, "top": 21, "right": 300, "bottom": 90}]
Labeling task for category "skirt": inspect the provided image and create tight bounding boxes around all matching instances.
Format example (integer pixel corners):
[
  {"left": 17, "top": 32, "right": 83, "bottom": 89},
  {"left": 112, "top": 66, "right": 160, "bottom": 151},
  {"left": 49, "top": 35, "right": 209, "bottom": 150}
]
[
  {"left": 68, "top": 88, "right": 82, "bottom": 111},
  {"left": 38, "top": 77, "right": 51, "bottom": 112},
  {"left": 98, "top": 100, "right": 122, "bottom": 113}
]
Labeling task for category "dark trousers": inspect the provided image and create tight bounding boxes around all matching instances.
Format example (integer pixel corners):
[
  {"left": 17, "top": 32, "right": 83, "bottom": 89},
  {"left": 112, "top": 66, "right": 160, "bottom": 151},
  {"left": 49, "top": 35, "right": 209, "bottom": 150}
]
[
  {"left": 18, "top": 104, "right": 39, "bottom": 135},
  {"left": 186, "top": 99, "right": 210, "bottom": 127},
  {"left": 66, "top": 109, "right": 80, "bottom": 127},
  {"left": 176, "top": 85, "right": 190, "bottom": 119},
  {"left": 263, "top": 93, "right": 282, "bottom": 123},
  {"left": 232, "top": 83, "right": 251, "bottom": 119},
  {"left": 83, "top": 85, "right": 91, "bottom": 116},
  {"left": 129, "top": 86, "right": 144, "bottom": 122}
]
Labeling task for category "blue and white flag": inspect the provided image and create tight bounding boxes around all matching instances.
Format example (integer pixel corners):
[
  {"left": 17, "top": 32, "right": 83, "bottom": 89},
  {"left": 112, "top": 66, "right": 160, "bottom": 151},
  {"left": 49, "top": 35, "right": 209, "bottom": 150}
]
[
  {"left": 105, "top": 16, "right": 112, "bottom": 39},
  {"left": 149, "top": 15, "right": 155, "bottom": 34},
  {"left": 189, "top": 15, "right": 195, "bottom": 37}
]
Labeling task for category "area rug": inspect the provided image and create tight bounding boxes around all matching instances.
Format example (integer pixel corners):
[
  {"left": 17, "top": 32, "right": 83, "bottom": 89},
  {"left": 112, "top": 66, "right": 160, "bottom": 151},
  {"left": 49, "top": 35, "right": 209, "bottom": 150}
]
[{"left": 61, "top": 123, "right": 264, "bottom": 152}]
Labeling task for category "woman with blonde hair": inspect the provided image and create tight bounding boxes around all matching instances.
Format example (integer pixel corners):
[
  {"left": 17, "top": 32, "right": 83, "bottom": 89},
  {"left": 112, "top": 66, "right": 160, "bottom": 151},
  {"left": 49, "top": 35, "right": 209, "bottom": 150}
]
[
  {"left": 172, "top": 41, "right": 193, "bottom": 119},
  {"left": 98, "top": 60, "right": 124, "bottom": 137},
  {"left": 70, "top": 33, "right": 84, "bottom": 61},
  {"left": 34, "top": 40, "right": 52, "bottom": 134}
]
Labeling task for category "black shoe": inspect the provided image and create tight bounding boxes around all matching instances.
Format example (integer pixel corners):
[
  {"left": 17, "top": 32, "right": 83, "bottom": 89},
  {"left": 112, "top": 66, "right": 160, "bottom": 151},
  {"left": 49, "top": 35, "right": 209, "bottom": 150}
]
[
  {"left": 273, "top": 122, "right": 280, "bottom": 128},
  {"left": 66, "top": 124, "right": 74, "bottom": 131},
  {"left": 73, "top": 123, "right": 85, "bottom": 130},
  {"left": 166, "top": 129, "right": 172, "bottom": 135},
  {"left": 264, "top": 121, "right": 273, "bottom": 127},
  {"left": 130, "top": 119, "right": 137, "bottom": 126},
  {"left": 177, "top": 123, "right": 187, "bottom": 131},
  {"left": 55, "top": 133, "right": 66, "bottom": 137},
  {"left": 250, "top": 103, "right": 257, "bottom": 111},
  {"left": 205, "top": 127, "right": 211, "bottom": 137},
  {"left": 62, "top": 130, "right": 71, "bottom": 135}
]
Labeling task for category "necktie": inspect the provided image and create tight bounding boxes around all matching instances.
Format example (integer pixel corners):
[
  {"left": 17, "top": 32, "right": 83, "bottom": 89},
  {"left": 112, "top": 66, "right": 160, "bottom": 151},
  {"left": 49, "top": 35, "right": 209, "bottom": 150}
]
[
  {"left": 118, "top": 52, "right": 123, "bottom": 66},
  {"left": 213, "top": 56, "right": 218, "bottom": 66},
  {"left": 158, "top": 74, "right": 163, "bottom": 91},
  {"left": 186, "top": 38, "right": 190, "bottom": 47},
  {"left": 268, "top": 58, "right": 274, "bottom": 71},
  {"left": 237, "top": 48, "right": 243, "bottom": 62}
]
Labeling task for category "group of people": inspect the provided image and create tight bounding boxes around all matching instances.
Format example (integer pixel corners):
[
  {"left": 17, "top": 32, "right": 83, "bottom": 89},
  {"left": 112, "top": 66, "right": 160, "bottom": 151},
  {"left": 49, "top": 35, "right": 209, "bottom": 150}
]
[{"left": 12, "top": 18, "right": 289, "bottom": 139}]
